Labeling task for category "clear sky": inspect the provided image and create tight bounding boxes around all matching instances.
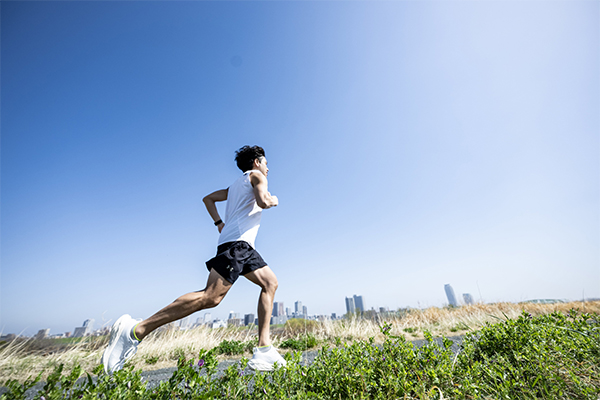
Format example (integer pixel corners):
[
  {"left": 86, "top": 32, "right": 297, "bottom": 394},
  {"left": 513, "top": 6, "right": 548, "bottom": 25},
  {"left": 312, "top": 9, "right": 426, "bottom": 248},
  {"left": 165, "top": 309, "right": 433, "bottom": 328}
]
[{"left": 1, "top": 1, "right": 598, "bottom": 336}]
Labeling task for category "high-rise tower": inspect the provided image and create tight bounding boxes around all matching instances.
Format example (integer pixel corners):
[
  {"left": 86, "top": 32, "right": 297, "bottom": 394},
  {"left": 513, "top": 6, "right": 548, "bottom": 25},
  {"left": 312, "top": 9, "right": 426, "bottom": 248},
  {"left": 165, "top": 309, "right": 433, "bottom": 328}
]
[
  {"left": 444, "top": 284, "right": 459, "bottom": 307},
  {"left": 353, "top": 295, "right": 365, "bottom": 313},
  {"left": 345, "top": 297, "right": 356, "bottom": 314},
  {"left": 463, "top": 293, "right": 474, "bottom": 305}
]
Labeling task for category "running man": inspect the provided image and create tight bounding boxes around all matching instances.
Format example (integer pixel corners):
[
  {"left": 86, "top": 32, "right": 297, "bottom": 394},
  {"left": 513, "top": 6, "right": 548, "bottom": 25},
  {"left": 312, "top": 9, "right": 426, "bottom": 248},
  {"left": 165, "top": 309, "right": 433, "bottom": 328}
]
[{"left": 102, "top": 145, "right": 286, "bottom": 373}]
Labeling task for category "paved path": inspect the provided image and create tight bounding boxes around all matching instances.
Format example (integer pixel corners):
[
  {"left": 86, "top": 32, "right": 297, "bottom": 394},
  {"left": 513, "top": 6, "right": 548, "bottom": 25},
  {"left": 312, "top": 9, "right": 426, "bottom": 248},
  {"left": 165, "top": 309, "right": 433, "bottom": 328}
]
[{"left": 0, "top": 336, "right": 465, "bottom": 399}]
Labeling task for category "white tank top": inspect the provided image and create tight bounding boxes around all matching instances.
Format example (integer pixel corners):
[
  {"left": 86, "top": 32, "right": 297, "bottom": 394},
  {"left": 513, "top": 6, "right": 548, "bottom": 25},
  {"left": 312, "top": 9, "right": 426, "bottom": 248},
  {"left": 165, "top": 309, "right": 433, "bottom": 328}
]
[{"left": 218, "top": 170, "right": 263, "bottom": 248}]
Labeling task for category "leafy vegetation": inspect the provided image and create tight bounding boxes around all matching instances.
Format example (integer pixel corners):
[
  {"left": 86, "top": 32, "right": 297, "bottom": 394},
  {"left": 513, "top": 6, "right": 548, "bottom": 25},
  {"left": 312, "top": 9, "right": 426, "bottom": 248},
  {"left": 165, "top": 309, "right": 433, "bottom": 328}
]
[
  {"left": 279, "top": 334, "right": 319, "bottom": 351},
  {"left": 213, "top": 339, "right": 256, "bottom": 356},
  {"left": 2, "top": 309, "right": 599, "bottom": 399}
]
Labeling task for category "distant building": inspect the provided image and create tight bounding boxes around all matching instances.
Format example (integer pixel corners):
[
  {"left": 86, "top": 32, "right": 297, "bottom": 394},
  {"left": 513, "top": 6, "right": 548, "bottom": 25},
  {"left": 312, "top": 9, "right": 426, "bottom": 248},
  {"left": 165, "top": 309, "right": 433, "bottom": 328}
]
[
  {"left": 302, "top": 305, "right": 308, "bottom": 316},
  {"left": 204, "top": 313, "right": 212, "bottom": 323},
  {"left": 331, "top": 313, "right": 337, "bottom": 320},
  {"left": 83, "top": 319, "right": 94, "bottom": 330},
  {"left": 179, "top": 317, "right": 190, "bottom": 329},
  {"left": 445, "top": 284, "right": 459, "bottom": 307},
  {"left": 73, "top": 319, "right": 95, "bottom": 337},
  {"left": 463, "top": 293, "right": 474, "bottom": 305},
  {"left": 270, "top": 315, "right": 287, "bottom": 325},
  {"left": 210, "top": 320, "right": 227, "bottom": 329},
  {"left": 35, "top": 329, "right": 50, "bottom": 340},
  {"left": 228, "top": 311, "right": 241, "bottom": 320},
  {"left": 525, "top": 299, "right": 566, "bottom": 304},
  {"left": 295, "top": 301, "right": 303, "bottom": 315},
  {"left": 345, "top": 297, "right": 356, "bottom": 314},
  {"left": 285, "top": 307, "right": 291, "bottom": 317},
  {"left": 227, "top": 318, "right": 243, "bottom": 327},
  {"left": 72, "top": 327, "right": 88, "bottom": 338},
  {"left": 273, "top": 302, "right": 284, "bottom": 317},
  {"left": 244, "top": 314, "right": 255, "bottom": 326},
  {"left": 353, "top": 295, "right": 365, "bottom": 313}
]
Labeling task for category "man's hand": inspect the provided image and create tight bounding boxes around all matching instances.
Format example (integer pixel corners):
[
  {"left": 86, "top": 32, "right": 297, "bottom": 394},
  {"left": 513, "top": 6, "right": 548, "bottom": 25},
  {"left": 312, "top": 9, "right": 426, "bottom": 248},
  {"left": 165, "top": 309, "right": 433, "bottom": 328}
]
[
  {"left": 269, "top": 195, "right": 279, "bottom": 207},
  {"left": 217, "top": 222, "right": 225, "bottom": 233}
]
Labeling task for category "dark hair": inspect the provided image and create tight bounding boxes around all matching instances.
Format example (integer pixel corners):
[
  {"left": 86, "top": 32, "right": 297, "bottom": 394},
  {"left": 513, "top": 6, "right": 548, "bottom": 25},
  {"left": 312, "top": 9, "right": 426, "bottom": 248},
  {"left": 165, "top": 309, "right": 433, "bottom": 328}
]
[{"left": 235, "top": 145, "right": 265, "bottom": 172}]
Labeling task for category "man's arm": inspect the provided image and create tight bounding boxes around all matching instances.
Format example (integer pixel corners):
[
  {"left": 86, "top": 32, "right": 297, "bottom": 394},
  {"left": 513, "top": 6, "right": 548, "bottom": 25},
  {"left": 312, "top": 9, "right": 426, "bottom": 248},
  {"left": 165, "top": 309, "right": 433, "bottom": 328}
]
[
  {"left": 203, "top": 189, "right": 228, "bottom": 232},
  {"left": 250, "top": 171, "right": 278, "bottom": 209}
]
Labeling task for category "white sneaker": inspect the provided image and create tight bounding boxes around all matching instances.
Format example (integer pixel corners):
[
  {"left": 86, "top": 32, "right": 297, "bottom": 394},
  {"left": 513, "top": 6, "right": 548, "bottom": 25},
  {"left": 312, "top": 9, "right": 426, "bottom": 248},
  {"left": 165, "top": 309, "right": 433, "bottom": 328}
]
[
  {"left": 102, "top": 314, "right": 141, "bottom": 374},
  {"left": 248, "top": 346, "right": 287, "bottom": 371}
]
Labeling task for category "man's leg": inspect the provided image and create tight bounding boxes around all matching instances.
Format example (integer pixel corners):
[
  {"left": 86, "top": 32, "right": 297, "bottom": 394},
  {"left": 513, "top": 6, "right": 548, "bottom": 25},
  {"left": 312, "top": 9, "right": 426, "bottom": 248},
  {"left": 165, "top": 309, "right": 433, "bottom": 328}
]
[
  {"left": 244, "top": 266, "right": 278, "bottom": 347},
  {"left": 134, "top": 268, "right": 232, "bottom": 340}
]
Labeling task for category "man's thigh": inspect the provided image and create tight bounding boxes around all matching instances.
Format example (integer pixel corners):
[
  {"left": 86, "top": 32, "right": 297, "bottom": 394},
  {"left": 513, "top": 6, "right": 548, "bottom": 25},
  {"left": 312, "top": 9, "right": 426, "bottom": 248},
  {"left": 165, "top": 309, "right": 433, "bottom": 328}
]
[
  {"left": 244, "top": 266, "right": 277, "bottom": 290},
  {"left": 203, "top": 268, "right": 233, "bottom": 298}
]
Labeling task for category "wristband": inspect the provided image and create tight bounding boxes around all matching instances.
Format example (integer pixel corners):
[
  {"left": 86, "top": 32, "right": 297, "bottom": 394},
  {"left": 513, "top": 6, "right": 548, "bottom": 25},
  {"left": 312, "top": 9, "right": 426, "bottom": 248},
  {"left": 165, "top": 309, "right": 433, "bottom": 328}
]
[{"left": 214, "top": 219, "right": 223, "bottom": 226}]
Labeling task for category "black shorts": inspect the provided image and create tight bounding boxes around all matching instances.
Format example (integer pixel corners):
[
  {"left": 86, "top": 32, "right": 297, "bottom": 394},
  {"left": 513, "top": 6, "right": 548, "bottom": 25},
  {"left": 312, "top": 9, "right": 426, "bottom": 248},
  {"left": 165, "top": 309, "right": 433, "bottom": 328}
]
[{"left": 205, "top": 241, "right": 267, "bottom": 284}]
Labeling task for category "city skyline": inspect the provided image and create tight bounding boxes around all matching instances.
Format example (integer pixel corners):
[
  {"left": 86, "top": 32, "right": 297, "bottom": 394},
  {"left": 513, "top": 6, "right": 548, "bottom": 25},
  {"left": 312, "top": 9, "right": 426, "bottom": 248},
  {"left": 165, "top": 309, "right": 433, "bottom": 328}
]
[{"left": 7, "top": 287, "right": 592, "bottom": 338}]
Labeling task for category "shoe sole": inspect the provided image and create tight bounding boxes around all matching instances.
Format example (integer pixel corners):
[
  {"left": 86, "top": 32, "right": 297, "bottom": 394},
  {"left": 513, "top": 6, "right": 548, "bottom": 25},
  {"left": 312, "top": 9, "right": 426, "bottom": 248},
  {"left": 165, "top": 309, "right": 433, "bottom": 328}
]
[
  {"left": 248, "top": 359, "right": 286, "bottom": 371},
  {"left": 102, "top": 315, "right": 130, "bottom": 374},
  {"left": 248, "top": 360, "right": 275, "bottom": 371}
]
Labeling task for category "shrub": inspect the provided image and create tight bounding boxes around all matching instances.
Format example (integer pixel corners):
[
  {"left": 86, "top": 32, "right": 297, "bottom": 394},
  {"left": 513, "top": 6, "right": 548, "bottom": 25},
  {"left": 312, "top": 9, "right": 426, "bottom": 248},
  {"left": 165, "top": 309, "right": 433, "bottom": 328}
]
[
  {"left": 214, "top": 339, "right": 247, "bottom": 356},
  {"left": 2, "top": 309, "right": 598, "bottom": 400},
  {"left": 279, "top": 334, "right": 319, "bottom": 351}
]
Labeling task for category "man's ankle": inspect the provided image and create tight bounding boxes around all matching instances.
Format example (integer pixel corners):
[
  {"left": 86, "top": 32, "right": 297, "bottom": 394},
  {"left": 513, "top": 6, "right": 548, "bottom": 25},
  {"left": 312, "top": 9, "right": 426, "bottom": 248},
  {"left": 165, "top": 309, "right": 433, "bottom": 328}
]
[
  {"left": 257, "top": 345, "right": 272, "bottom": 352},
  {"left": 131, "top": 323, "right": 143, "bottom": 342}
]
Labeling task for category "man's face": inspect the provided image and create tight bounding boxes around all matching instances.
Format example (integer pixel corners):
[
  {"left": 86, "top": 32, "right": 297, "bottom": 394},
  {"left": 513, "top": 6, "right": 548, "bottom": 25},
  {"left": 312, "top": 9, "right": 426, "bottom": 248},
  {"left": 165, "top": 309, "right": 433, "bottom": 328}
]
[{"left": 256, "top": 157, "right": 269, "bottom": 176}]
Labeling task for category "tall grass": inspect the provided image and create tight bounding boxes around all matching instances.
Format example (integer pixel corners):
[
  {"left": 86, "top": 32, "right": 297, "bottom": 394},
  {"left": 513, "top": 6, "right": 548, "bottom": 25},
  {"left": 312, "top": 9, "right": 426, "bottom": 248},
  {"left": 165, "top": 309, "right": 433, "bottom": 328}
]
[{"left": 2, "top": 300, "right": 598, "bottom": 384}]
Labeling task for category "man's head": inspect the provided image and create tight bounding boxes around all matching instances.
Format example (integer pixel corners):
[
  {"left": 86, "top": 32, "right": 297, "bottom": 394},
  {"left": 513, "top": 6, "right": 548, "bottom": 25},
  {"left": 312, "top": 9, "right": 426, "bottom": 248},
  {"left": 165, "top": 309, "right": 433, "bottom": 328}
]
[{"left": 235, "top": 145, "right": 268, "bottom": 175}]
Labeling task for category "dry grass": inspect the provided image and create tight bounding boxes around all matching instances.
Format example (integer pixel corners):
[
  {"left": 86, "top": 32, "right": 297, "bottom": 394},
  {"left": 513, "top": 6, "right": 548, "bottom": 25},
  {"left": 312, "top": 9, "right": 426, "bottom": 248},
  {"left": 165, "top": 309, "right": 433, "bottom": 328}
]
[{"left": 2, "top": 300, "right": 598, "bottom": 383}]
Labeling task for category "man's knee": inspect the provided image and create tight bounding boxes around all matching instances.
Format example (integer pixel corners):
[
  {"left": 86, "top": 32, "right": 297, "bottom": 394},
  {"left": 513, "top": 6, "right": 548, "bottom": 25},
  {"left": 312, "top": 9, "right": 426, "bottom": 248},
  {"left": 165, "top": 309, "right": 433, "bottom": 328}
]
[
  {"left": 264, "top": 277, "right": 278, "bottom": 294},
  {"left": 201, "top": 292, "right": 227, "bottom": 309},
  {"left": 204, "top": 296, "right": 225, "bottom": 308}
]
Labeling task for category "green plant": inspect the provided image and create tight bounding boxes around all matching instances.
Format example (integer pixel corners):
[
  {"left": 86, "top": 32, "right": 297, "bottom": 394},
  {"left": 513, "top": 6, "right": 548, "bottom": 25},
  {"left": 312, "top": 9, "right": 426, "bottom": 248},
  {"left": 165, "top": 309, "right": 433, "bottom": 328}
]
[
  {"left": 2, "top": 309, "right": 598, "bottom": 400},
  {"left": 449, "top": 322, "right": 470, "bottom": 332},
  {"left": 214, "top": 339, "right": 247, "bottom": 356},
  {"left": 169, "top": 347, "right": 186, "bottom": 361},
  {"left": 143, "top": 355, "right": 160, "bottom": 365},
  {"left": 279, "top": 334, "right": 319, "bottom": 351}
]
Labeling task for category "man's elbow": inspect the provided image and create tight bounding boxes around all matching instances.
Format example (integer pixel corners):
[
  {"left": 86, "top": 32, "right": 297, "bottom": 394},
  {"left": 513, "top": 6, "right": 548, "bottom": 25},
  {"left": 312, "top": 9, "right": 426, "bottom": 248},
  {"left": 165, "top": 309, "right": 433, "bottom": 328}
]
[{"left": 202, "top": 195, "right": 212, "bottom": 205}]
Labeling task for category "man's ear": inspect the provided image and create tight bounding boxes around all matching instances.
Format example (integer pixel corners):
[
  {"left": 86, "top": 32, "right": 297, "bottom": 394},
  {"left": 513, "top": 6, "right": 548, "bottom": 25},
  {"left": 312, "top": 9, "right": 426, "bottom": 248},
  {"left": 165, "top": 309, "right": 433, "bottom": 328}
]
[{"left": 253, "top": 158, "right": 261, "bottom": 168}]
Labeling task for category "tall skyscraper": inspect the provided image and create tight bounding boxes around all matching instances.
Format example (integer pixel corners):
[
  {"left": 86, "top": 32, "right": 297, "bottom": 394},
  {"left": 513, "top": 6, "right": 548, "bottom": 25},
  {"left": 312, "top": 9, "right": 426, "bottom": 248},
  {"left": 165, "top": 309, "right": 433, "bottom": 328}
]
[
  {"left": 244, "top": 314, "right": 255, "bottom": 326},
  {"left": 295, "top": 301, "right": 303, "bottom": 315},
  {"left": 82, "top": 319, "right": 94, "bottom": 329},
  {"left": 273, "top": 302, "right": 284, "bottom": 317},
  {"left": 179, "top": 317, "right": 190, "bottom": 328},
  {"left": 463, "top": 293, "right": 474, "bottom": 305},
  {"left": 302, "top": 305, "right": 308, "bottom": 316},
  {"left": 445, "top": 284, "right": 459, "bottom": 307},
  {"left": 345, "top": 297, "right": 356, "bottom": 314},
  {"left": 353, "top": 295, "right": 365, "bottom": 313}
]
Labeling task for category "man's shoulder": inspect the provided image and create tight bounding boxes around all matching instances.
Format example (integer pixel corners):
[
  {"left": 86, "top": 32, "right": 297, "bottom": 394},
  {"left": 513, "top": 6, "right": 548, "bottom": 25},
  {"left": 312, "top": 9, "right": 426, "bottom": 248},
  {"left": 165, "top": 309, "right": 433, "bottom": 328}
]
[{"left": 247, "top": 170, "right": 266, "bottom": 179}]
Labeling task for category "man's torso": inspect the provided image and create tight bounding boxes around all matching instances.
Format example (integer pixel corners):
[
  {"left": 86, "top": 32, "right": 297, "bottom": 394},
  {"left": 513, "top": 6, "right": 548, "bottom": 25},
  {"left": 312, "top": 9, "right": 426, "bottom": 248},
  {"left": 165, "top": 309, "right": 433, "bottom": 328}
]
[{"left": 217, "top": 171, "right": 263, "bottom": 248}]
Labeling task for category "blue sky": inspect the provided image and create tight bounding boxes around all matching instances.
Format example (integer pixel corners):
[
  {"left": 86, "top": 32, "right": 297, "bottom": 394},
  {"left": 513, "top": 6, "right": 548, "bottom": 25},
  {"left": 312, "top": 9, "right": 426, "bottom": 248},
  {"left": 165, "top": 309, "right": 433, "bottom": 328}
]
[{"left": 1, "top": 1, "right": 598, "bottom": 336}]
